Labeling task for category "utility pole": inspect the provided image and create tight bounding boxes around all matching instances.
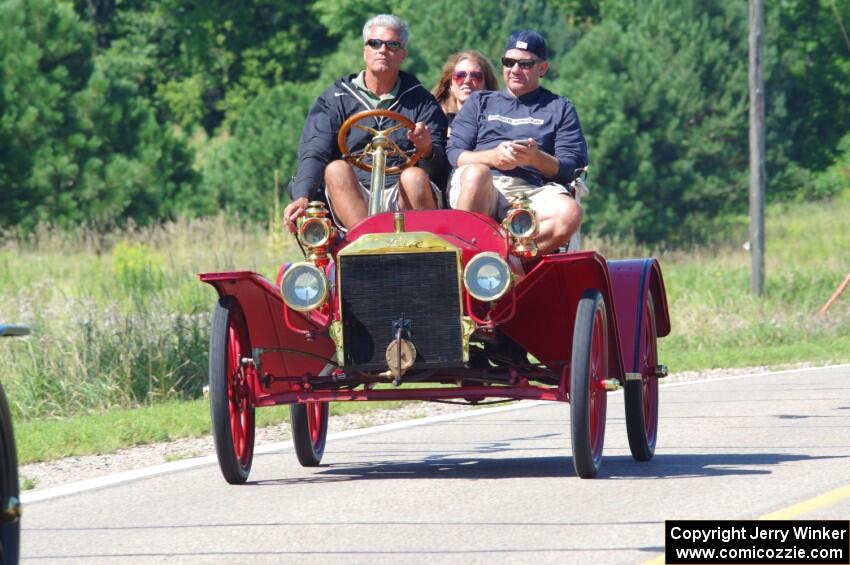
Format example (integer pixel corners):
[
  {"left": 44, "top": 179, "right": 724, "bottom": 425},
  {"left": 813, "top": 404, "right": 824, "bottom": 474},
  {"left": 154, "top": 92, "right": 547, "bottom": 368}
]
[{"left": 749, "top": 0, "right": 766, "bottom": 295}]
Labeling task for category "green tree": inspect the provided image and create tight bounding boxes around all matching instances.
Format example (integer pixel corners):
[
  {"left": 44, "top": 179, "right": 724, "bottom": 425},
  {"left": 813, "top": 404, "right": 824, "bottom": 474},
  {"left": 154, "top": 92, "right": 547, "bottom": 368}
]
[
  {"left": 200, "top": 83, "right": 318, "bottom": 219},
  {"left": 0, "top": 0, "right": 197, "bottom": 229},
  {"left": 74, "top": 0, "right": 332, "bottom": 132},
  {"left": 767, "top": 0, "right": 850, "bottom": 195},
  {"left": 556, "top": 0, "right": 751, "bottom": 243}
]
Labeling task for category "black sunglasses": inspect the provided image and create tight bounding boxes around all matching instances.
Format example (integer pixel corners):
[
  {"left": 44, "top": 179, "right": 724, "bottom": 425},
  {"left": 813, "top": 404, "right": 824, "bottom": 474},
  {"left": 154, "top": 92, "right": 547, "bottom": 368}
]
[
  {"left": 502, "top": 57, "right": 538, "bottom": 70},
  {"left": 365, "top": 39, "right": 404, "bottom": 51}
]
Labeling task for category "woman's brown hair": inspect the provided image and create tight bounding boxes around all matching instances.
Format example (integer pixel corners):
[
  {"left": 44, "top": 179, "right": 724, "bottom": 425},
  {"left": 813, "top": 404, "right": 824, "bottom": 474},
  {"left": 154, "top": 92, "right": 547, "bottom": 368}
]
[{"left": 431, "top": 50, "right": 499, "bottom": 115}]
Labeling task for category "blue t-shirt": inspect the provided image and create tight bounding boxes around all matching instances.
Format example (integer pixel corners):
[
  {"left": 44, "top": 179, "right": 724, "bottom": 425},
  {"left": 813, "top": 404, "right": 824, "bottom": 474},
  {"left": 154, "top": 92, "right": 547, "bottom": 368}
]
[{"left": 446, "top": 87, "right": 588, "bottom": 187}]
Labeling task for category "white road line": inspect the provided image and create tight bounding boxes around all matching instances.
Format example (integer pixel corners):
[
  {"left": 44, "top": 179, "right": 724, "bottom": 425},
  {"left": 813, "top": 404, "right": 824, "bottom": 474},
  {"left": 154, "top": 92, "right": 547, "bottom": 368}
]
[{"left": 21, "top": 363, "right": 850, "bottom": 504}]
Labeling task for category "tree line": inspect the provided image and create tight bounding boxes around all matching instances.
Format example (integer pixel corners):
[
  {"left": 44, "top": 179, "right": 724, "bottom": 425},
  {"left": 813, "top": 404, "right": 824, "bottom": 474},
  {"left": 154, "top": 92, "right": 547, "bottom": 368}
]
[{"left": 1, "top": 0, "right": 848, "bottom": 243}]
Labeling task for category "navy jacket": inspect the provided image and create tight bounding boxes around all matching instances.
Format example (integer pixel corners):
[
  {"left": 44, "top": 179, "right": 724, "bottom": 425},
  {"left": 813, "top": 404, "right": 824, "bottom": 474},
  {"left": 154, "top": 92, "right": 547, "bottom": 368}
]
[
  {"left": 447, "top": 88, "right": 588, "bottom": 187},
  {"left": 290, "top": 71, "right": 448, "bottom": 201}
]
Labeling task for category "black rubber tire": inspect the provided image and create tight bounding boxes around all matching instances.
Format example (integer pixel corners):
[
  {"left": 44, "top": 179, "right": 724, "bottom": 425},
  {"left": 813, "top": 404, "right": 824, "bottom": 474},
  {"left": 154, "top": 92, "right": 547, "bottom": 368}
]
[
  {"left": 625, "top": 293, "right": 659, "bottom": 461},
  {"left": 209, "top": 296, "right": 255, "bottom": 484},
  {"left": 290, "top": 402, "right": 329, "bottom": 466},
  {"left": 0, "top": 383, "right": 20, "bottom": 564},
  {"left": 570, "top": 289, "right": 609, "bottom": 479}
]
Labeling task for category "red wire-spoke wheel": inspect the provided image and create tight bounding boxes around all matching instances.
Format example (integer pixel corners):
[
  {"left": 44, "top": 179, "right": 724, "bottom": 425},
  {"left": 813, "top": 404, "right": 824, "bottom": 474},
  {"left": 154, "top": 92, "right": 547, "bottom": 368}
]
[
  {"left": 209, "top": 296, "right": 256, "bottom": 484},
  {"left": 570, "top": 289, "right": 609, "bottom": 478},
  {"left": 625, "top": 293, "right": 659, "bottom": 461},
  {"left": 290, "top": 401, "right": 329, "bottom": 466},
  {"left": 337, "top": 109, "right": 422, "bottom": 173}
]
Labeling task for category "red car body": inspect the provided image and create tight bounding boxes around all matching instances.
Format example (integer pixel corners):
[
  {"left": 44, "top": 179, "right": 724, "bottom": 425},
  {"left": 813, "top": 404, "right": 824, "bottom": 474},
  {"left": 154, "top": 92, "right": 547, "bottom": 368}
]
[{"left": 202, "top": 208, "right": 670, "bottom": 481}]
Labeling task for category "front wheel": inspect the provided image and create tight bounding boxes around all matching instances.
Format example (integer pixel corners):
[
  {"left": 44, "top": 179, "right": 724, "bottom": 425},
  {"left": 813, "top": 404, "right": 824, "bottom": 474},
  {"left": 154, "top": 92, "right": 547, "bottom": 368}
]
[
  {"left": 291, "top": 402, "right": 329, "bottom": 466},
  {"left": 209, "top": 296, "right": 256, "bottom": 484},
  {"left": 625, "top": 293, "right": 659, "bottom": 461},
  {"left": 570, "top": 289, "right": 609, "bottom": 478}
]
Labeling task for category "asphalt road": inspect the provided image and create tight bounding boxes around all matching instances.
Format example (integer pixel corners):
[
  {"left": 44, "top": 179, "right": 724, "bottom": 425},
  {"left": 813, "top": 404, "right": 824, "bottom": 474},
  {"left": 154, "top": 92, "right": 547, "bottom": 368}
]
[{"left": 20, "top": 365, "right": 850, "bottom": 564}]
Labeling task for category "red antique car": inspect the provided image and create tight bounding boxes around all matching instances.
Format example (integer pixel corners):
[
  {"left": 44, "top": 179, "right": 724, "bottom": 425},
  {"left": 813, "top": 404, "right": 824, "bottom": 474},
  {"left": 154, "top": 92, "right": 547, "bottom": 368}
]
[{"left": 201, "top": 110, "right": 671, "bottom": 483}]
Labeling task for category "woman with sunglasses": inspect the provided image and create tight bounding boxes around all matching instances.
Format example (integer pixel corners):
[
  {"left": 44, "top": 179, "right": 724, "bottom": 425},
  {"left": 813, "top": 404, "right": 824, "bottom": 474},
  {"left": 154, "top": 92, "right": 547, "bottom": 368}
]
[{"left": 431, "top": 51, "right": 499, "bottom": 134}]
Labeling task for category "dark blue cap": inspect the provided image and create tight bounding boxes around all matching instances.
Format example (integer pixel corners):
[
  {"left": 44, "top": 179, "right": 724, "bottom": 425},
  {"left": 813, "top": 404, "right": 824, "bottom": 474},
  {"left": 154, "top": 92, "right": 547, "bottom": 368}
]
[{"left": 505, "top": 30, "right": 547, "bottom": 60}]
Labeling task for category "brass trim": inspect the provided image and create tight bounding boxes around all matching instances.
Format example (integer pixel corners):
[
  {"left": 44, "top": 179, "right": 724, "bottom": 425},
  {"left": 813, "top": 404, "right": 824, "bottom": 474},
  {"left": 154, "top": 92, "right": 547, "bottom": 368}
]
[
  {"left": 336, "top": 232, "right": 464, "bottom": 369},
  {"left": 338, "top": 231, "right": 459, "bottom": 256},
  {"left": 504, "top": 208, "right": 537, "bottom": 239},
  {"left": 329, "top": 320, "right": 344, "bottom": 365},
  {"left": 386, "top": 338, "right": 416, "bottom": 378},
  {"left": 625, "top": 372, "right": 642, "bottom": 381},
  {"left": 463, "top": 252, "right": 512, "bottom": 302},
  {"left": 503, "top": 193, "right": 539, "bottom": 258},
  {"left": 461, "top": 316, "right": 475, "bottom": 363},
  {"left": 393, "top": 212, "right": 405, "bottom": 233},
  {"left": 298, "top": 201, "right": 335, "bottom": 267},
  {"left": 369, "top": 143, "right": 388, "bottom": 215},
  {"left": 603, "top": 379, "right": 621, "bottom": 391},
  {"left": 2, "top": 496, "right": 20, "bottom": 523},
  {"left": 280, "top": 262, "right": 329, "bottom": 312},
  {"left": 299, "top": 216, "right": 331, "bottom": 248}
]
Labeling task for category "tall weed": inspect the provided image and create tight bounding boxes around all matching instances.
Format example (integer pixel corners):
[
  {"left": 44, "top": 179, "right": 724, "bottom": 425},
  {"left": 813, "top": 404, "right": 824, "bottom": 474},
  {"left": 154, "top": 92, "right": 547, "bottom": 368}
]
[
  {"left": 1, "top": 196, "right": 849, "bottom": 420},
  {"left": 0, "top": 215, "right": 300, "bottom": 419}
]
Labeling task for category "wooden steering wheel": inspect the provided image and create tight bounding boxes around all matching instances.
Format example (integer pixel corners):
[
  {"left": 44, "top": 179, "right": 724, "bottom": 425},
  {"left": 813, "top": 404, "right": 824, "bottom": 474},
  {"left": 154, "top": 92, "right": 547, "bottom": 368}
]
[{"left": 337, "top": 109, "right": 422, "bottom": 174}]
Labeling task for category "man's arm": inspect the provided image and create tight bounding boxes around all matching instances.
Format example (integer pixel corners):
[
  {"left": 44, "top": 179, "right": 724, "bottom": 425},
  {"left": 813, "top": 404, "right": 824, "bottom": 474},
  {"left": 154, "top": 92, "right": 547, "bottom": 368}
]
[
  {"left": 290, "top": 93, "right": 339, "bottom": 202},
  {"left": 550, "top": 100, "right": 588, "bottom": 185},
  {"left": 484, "top": 100, "right": 587, "bottom": 183},
  {"left": 447, "top": 93, "right": 508, "bottom": 169},
  {"left": 408, "top": 92, "right": 449, "bottom": 180},
  {"left": 285, "top": 92, "right": 339, "bottom": 232},
  {"left": 456, "top": 144, "right": 530, "bottom": 171},
  {"left": 504, "top": 139, "right": 560, "bottom": 177},
  {"left": 446, "top": 93, "right": 479, "bottom": 167},
  {"left": 448, "top": 92, "right": 539, "bottom": 172}
]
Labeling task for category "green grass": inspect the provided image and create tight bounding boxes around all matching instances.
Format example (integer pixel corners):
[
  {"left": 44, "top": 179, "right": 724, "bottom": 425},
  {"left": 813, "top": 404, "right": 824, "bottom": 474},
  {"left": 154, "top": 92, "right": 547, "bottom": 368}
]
[
  {"left": 15, "top": 394, "right": 417, "bottom": 489},
  {"left": 13, "top": 397, "right": 411, "bottom": 465},
  {"left": 0, "top": 216, "right": 299, "bottom": 418},
  {"left": 3, "top": 191, "right": 850, "bottom": 464}
]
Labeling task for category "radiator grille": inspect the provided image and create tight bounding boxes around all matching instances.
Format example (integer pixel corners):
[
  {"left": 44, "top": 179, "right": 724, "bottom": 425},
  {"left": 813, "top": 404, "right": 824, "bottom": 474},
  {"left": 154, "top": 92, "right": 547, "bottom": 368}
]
[{"left": 339, "top": 252, "right": 462, "bottom": 370}]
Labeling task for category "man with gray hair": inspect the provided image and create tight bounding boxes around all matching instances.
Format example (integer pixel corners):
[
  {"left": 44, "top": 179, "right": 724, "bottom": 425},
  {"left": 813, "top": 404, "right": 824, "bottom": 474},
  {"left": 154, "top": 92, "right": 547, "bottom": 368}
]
[{"left": 285, "top": 14, "right": 448, "bottom": 231}]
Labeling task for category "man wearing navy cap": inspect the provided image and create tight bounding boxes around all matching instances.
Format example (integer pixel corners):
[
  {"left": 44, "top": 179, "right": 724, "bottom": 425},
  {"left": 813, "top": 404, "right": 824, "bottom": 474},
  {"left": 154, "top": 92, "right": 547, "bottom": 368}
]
[{"left": 446, "top": 30, "right": 588, "bottom": 254}]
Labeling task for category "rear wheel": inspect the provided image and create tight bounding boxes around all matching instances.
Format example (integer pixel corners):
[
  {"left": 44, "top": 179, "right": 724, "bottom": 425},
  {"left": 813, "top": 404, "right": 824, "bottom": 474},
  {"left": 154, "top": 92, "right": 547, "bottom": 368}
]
[
  {"left": 0, "top": 383, "right": 20, "bottom": 564},
  {"left": 291, "top": 401, "right": 329, "bottom": 466},
  {"left": 570, "top": 289, "right": 609, "bottom": 478},
  {"left": 209, "top": 296, "right": 256, "bottom": 484},
  {"left": 625, "top": 293, "right": 659, "bottom": 461}
]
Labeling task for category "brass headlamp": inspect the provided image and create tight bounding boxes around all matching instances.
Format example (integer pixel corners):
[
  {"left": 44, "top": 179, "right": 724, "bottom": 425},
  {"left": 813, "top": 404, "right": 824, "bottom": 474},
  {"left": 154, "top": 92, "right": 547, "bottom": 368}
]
[
  {"left": 297, "top": 201, "right": 335, "bottom": 267},
  {"left": 502, "top": 193, "right": 539, "bottom": 258}
]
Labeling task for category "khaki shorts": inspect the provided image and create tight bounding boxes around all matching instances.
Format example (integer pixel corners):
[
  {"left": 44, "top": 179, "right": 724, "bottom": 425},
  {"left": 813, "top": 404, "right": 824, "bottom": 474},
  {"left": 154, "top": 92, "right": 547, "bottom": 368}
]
[
  {"left": 328, "top": 179, "right": 442, "bottom": 230},
  {"left": 448, "top": 166, "right": 572, "bottom": 220}
]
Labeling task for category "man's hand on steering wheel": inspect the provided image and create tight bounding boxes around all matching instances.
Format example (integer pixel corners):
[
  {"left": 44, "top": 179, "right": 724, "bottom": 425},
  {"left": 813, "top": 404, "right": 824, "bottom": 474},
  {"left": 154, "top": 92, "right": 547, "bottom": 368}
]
[
  {"left": 283, "top": 196, "right": 309, "bottom": 233},
  {"left": 406, "top": 122, "right": 432, "bottom": 159}
]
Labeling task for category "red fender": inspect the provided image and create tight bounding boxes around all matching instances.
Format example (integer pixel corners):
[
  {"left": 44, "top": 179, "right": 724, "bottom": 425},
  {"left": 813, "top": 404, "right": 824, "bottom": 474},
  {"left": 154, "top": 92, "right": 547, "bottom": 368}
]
[
  {"left": 200, "top": 272, "right": 336, "bottom": 399},
  {"left": 495, "top": 251, "right": 626, "bottom": 382},
  {"left": 607, "top": 259, "right": 671, "bottom": 373}
]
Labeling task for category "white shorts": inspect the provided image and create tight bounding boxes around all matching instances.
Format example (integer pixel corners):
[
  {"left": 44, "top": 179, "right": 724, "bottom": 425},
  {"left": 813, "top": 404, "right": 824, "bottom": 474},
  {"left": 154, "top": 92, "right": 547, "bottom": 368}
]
[
  {"left": 327, "top": 179, "right": 442, "bottom": 230},
  {"left": 448, "top": 166, "right": 572, "bottom": 220}
]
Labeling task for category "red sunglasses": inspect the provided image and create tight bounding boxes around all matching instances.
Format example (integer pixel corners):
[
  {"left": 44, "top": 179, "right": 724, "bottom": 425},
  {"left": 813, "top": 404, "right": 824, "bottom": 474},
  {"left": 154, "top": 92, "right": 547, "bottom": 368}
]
[{"left": 452, "top": 70, "right": 484, "bottom": 84}]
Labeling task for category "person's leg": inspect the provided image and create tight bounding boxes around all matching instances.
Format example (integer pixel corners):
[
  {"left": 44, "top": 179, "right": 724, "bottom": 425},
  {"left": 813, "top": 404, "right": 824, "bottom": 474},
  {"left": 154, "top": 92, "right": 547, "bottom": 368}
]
[
  {"left": 454, "top": 164, "right": 496, "bottom": 214},
  {"left": 532, "top": 191, "right": 583, "bottom": 255},
  {"left": 325, "top": 160, "right": 368, "bottom": 228},
  {"left": 397, "top": 167, "right": 438, "bottom": 210}
]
